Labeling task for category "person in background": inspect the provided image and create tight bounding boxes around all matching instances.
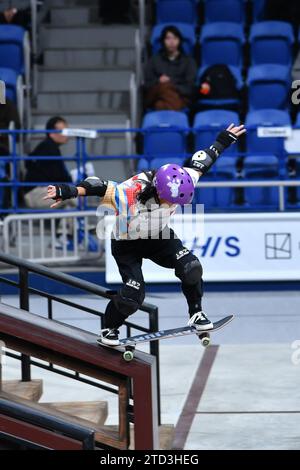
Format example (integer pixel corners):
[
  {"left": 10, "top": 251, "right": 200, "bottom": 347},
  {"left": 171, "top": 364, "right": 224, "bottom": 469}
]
[
  {"left": 144, "top": 25, "right": 197, "bottom": 111},
  {"left": 24, "top": 116, "right": 76, "bottom": 247}
]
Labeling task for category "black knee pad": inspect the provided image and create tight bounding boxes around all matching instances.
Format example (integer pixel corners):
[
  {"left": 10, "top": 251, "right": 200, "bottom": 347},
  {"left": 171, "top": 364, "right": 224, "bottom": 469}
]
[
  {"left": 113, "top": 280, "right": 145, "bottom": 318},
  {"left": 175, "top": 254, "right": 203, "bottom": 286}
]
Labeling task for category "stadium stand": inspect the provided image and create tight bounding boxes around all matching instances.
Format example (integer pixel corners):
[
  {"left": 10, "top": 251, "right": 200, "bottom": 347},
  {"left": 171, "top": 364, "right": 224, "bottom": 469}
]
[
  {"left": 247, "top": 64, "right": 291, "bottom": 110},
  {"left": 249, "top": 21, "right": 294, "bottom": 65},
  {"left": 193, "top": 110, "right": 240, "bottom": 156},
  {"left": 199, "top": 22, "right": 245, "bottom": 66},
  {"left": 156, "top": 0, "right": 198, "bottom": 25},
  {"left": 203, "top": 0, "right": 246, "bottom": 23},
  {"left": 1, "top": 0, "right": 300, "bottom": 453},
  {"left": 138, "top": 110, "right": 189, "bottom": 170}
]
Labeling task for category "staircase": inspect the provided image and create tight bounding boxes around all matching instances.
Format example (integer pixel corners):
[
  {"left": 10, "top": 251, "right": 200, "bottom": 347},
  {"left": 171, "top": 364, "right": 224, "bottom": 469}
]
[
  {"left": 33, "top": 0, "right": 138, "bottom": 181},
  {"left": 1, "top": 380, "right": 174, "bottom": 450}
]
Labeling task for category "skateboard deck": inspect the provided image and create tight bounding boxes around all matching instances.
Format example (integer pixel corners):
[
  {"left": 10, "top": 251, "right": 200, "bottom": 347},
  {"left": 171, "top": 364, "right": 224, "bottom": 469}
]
[{"left": 98, "top": 315, "right": 234, "bottom": 361}]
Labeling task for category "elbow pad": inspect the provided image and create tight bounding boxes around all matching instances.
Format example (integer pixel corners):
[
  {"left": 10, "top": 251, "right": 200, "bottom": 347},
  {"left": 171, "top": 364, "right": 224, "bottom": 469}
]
[
  {"left": 77, "top": 177, "right": 108, "bottom": 197},
  {"left": 190, "top": 149, "right": 217, "bottom": 175},
  {"left": 191, "top": 130, "right": 238, "bottom": 175}
]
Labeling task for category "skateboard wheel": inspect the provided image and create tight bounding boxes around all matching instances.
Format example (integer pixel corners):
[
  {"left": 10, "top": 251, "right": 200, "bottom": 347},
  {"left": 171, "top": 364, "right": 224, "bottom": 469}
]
[
  {"left": 201, "top": 335, "right": 211, "bottom": 347},
  {"left": 123, "top": 350, "right": 134, "bottom": 362}
]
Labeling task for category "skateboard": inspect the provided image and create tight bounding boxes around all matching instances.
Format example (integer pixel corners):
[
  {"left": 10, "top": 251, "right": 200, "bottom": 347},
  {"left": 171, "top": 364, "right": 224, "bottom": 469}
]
[{"left": 98, "top": 315, "right": 234, "bottom": 362}]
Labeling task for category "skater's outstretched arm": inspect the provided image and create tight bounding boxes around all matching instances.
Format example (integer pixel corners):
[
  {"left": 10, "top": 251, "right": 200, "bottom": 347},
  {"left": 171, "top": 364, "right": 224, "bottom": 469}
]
[
  {"left": 44, "top": 177, "right": 115, "bottom": 209},
  {"left": 186, "top": 123, "right": 246, "bottom": 177}
]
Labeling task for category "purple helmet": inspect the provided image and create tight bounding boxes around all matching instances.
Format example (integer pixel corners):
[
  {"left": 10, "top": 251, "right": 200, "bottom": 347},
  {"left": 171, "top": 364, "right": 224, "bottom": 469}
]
[{"left": 153, "top": 163, "right": 194, "bottom": 205}]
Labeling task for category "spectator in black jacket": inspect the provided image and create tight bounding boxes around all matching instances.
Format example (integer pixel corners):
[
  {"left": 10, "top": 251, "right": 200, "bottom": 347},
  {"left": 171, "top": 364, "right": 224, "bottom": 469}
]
[
  {"left": 24, "top": 116, "right": 72, "bottom": 203},
  {"left": 144, "top": 25, "right": 197, "bottom": 111},
  {"left": 24, "top": 116, "right": 76, "bottom": 245}
]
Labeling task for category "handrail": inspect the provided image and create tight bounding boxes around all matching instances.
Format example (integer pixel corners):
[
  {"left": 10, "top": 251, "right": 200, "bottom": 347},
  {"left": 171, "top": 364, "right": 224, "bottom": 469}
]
[
  {"left": 0, "top": 252, "right": 151, "bottom": 309},
  {"left": 130, "top": 73, "right": 138, "bottom": 128},
  {"left": 198, "top": 180, "right": 300, "bottom": 211},
  {"left": 0, "top": 302, "right": 159, "bottom": 449},
  {"left": 0, "top": 251, "right": 161, "bottom": 425},
  {"left": 0, "top": 127, "right": 298, "bottom": 214},
  {"left": 0, "top": 394, "right": 95, "bottom": 450},
  {"left": 138, "top": 0, "right": 146, "bottom": 45}
]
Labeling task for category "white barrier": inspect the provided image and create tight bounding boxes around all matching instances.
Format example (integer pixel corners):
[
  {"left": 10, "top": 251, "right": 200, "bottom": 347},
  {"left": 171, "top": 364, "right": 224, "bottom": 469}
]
[
  {"left": 105, "top": 212, "right": 300, "bottom": 283},
  {"left": 2, "top": 211, "right": 102, "bottom": 264}
]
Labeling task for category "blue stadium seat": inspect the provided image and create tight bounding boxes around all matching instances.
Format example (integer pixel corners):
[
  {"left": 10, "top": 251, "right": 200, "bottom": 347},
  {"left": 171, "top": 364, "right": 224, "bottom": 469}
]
[
  {"left": 245, "top": 109, "right": 291, "bottom": 161},
  {"left": 243, "top": 155, "right": 279, "bottom": 209},
  {"left": 137, "top": 156, "right": 184, "bottom": 172},
  {"left": 196, "top": 65, "right": 243, "bottom": 109},
  {"left": 138, "top": 111, "right": 189, "bottom": 171},
  {"left": 193, "top": 110, "right": 240, "bottom": 156},
  {"left": 0, "top": 67, "right": 19, "bottom": 103},
  {"left": 200, "top": 23, "right": 245, "bottom": 66},
  {"left": 156, "top": 0, "right": 198, "bottom": 25},
  {"left": 194, "top": 157, "right": 236, "bottom": 210},
  {"left": 151, "top": 23, "right": 196, "bottom": 55},
  {"left": 252, "top": 0, "right": 267, "bottom": 22},
  {"left": 0, "top": 25, "right": 26, "bottom": 74},
  {"left": 250, "top": 21, "right": 294, "bottom": 66},
  {"left": 247, "top": 64, "right": 290, "bottom": 110},
  {"left": 203, "top": 0, "right": 245, "bottom": 23}
]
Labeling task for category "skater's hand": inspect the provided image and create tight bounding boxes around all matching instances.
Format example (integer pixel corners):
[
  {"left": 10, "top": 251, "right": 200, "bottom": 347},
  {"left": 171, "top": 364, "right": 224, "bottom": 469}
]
[
  {"left": 43, "top": 185, "right": 62, "bottom": 208},
  {"left": 226, "top": 123, "right": 246, "bottom": 139},
  {"left": 43, "top": 183, "right": 78, "bottom": 208}
]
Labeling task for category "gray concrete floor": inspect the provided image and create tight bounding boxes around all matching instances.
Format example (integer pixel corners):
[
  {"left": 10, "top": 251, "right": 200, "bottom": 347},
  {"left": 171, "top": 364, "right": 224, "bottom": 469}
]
[{"left": 1, "top": 291, "right": 300, "bottom": 449}]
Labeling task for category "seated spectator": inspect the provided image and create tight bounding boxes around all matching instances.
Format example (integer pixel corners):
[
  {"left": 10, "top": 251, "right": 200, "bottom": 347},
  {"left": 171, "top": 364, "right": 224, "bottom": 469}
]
[
  {"left": 144, "top": 25, "right": 197, "bottom": 111},
  {"left": 0, "top": 6, "right": 31, "bottom": 29},
  {"left": 24, "top": 116, "right": 76, "bottom": 247}
]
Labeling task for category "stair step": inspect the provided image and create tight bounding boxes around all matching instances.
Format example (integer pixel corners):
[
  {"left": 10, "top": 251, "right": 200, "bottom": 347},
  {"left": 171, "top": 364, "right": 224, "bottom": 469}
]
[
  {"left": 131, "top": 424, "right": 175, "bottom": 450},
  {"left": 42, "top": 401, "right": 108, "bottom": 426},
  {"left": 41, "top": 25, "right": 136, "bottom": 48},
  {"left": 1, "top": 390, "right": 125, "bottom": 449},
  {"left": 51, "top": 7, "right": 90, "bottom": 26},
  {"left": 36, "top": 92, "right": 128, "bottom": 113},
  {"left": 44, "top": 48, "right": 135, "bottom": 68},
  {"left": 38, "top": 70, "right": 132, "bottom": 92},
  {"left": 2, "top": 380, "right": 43, "bottom": 402},
  {"left": 40, "top": 66, "right": 131, "bottom": 72},
  {"left": 107, "top": 424, "right": 175, "bottom": 450}
]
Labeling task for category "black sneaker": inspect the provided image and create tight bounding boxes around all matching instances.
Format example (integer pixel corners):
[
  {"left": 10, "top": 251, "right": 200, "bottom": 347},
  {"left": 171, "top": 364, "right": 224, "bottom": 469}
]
[
  {"left": 98, "top": 328, "right": 120, "bottom": 346},
  {"left": 187, "top": 311, "right": 213, "bottom": 331}
]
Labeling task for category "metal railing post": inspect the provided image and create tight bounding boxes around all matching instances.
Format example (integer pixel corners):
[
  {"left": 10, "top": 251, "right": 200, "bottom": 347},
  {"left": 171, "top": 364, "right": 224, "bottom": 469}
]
[
  {"left": 19, "top": 267, "right": 31, "bottom": 382},
  {"left": 149, "top": 306, "right": 161, "bottom": 426},
  {"left": 31, "top": 0, "right": 38, "bottom": 103},
  {"left": 138, "top": 0, "right": 146, "bottom": 45}
]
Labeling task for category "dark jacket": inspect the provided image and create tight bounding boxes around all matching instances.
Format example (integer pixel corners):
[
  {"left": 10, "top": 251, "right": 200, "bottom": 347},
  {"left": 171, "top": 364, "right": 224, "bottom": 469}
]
[
  {"left": 144, "top": 51, "right": 197, "bottom": 97},
  {"left": 24, "top": 137, "right": 72, "bottom": 192}
]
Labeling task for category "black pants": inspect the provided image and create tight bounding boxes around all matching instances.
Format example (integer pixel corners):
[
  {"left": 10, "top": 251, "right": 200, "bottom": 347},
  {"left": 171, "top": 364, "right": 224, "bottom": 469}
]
[{"left": 104, "top": 229, "right": 204, "bottom": 329}]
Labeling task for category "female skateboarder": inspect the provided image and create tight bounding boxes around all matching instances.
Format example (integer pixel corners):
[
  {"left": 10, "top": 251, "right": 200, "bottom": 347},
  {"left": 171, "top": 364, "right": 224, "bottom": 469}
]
[{"left": 44, "top": 123, "right": 245, "bottom": 345}]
